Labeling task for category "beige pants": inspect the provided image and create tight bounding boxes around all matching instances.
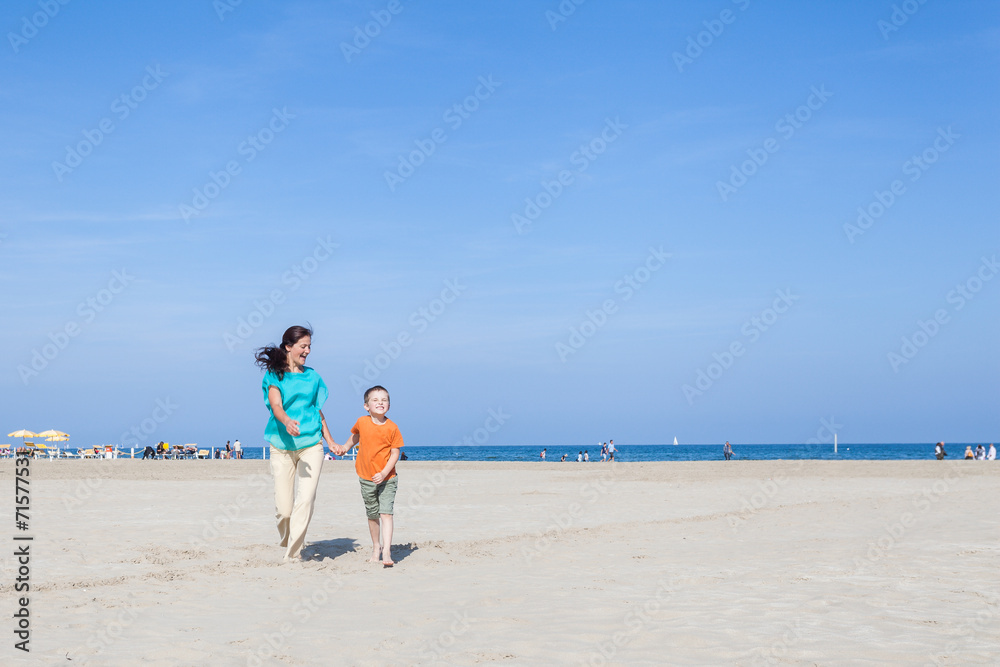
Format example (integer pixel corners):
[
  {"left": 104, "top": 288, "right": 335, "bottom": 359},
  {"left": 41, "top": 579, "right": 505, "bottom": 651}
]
[{"left": 270, "top": 444, "right": 324, "bottom": 561}]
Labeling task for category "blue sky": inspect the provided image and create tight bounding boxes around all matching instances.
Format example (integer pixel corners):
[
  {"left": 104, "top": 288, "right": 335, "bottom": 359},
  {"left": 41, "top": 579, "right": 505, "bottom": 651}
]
[{"left": 2, "top": 0, "right": 997, "bottom": 449}]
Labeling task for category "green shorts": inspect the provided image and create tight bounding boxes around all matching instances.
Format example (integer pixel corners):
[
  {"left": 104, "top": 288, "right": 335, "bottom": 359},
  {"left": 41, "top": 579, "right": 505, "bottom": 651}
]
[{"left": 359, "top": 476, "right": 398, "bottom": 520}]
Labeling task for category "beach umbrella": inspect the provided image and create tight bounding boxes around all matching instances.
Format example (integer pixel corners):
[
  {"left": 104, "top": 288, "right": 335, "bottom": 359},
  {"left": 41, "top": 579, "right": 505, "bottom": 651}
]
[
  {"left": 7, "top": 429, "right": 37, "bottom": 448},
  {"left": 36, "top": 429, "right": 69, "bottom": 438},
  {"left": 44, "top": 435, "right": 69, "bottom": 457}
]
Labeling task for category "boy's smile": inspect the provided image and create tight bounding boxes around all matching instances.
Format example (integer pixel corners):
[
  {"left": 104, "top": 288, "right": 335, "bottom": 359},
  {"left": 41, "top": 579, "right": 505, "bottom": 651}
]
[{"left": 365, "top": 391, "right": 389, "bottom": 419}]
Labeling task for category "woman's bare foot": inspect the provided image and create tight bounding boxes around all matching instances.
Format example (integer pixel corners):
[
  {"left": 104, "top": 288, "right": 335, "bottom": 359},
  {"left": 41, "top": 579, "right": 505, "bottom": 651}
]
[
  {"left": 366, "top": 548, "right": 381, "bottom": 563},
  {"left": 382, "top": 552, "right": 394, "bottom": 567}
]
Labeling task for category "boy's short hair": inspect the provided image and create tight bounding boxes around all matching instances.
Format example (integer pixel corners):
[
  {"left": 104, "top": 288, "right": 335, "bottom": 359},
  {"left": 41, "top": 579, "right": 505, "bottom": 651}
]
[{"left": 364, "top": 385, "right": 389, "bottom": 403}]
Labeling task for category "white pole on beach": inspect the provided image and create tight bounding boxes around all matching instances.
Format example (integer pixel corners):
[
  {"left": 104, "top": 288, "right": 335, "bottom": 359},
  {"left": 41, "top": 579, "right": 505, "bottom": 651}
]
[{"left": 834, "top": 433, "right": 838, "bottom": 454}]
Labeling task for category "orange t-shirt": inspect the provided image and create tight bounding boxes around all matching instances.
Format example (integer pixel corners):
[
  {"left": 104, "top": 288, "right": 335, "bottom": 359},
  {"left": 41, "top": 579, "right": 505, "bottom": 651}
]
[{"left": 352, "top": 416, "right": 404, "bottom": 481}]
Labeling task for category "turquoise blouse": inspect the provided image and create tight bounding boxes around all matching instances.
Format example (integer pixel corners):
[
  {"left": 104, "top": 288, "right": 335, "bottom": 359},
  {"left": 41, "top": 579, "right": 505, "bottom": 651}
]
[{"left": 262, "top": 367, "right": 328, "bottom": 451}]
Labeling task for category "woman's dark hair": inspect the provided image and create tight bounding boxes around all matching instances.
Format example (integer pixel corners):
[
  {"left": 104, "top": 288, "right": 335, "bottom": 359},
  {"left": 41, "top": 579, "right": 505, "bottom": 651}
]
[{"left": 254, "top": 325, "right": 313, "bottom": 380}]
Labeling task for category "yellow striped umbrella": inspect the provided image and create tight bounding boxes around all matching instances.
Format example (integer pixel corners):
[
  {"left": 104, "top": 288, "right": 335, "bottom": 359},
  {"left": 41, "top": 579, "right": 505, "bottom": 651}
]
[{"left": 7, "top": 430, "right": 37, "bottom": 448}]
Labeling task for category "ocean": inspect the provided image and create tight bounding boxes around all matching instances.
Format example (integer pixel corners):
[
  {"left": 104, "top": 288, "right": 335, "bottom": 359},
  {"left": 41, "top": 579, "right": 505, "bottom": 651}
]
[{"left": 95, "top": 442, "right": 978, "bottom": 462}]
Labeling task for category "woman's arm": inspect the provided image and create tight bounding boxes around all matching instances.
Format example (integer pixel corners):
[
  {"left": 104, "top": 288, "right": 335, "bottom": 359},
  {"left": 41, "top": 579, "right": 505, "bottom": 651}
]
[
  {"left": 319, "top": 410, "right": 340, "bottom": 450},
  {"left": 267, "top": 385, "right": 300, "bottom": 437}
]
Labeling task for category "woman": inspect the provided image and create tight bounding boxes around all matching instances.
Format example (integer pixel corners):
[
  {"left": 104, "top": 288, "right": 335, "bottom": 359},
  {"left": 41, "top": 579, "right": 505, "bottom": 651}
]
[{"left": 255, "top": 325, "right": 338, "bottom": 562}]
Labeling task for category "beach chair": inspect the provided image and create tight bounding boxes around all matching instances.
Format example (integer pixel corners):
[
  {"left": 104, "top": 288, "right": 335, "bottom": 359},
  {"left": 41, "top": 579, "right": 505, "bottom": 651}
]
[{"left": 197, "top": 449, "right": 209, "bottom": 459}]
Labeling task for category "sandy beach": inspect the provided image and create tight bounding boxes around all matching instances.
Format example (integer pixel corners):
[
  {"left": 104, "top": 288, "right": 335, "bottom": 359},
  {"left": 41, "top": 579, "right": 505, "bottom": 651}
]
[{"left": 2, "top": 459, "right": 998, "bottom": 666}]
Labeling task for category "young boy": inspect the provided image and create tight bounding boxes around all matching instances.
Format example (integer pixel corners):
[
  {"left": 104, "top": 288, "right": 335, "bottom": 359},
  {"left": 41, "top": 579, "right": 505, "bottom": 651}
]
[{"left": 337, "top": 385, "right": 404, "bottom": 567}]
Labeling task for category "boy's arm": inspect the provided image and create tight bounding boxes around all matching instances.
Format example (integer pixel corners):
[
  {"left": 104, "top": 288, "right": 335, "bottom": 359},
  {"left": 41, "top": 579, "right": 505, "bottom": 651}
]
[
  {"left": 335, "top": 432, "right": 358, "bottom": 457},
  {"left": 372, "top": 448, "right": 400, "bottom": 484}
]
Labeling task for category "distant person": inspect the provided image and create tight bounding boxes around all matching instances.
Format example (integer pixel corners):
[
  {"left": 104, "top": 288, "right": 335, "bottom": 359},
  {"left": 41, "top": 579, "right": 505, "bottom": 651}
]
[
  {"left": 577, "top": 451, "right": 583, "bottom": 462},
  {"left": 142, "top": 445, "right": 156, "bottom": 460},
  {"left": 225, "top": 440, "right": 232, "bottom": 459},
  {"left": 600, "top": 443, "right": 608, "bottom": 462},
  {"left": 975, "top": 444, "right": 986, "bottom": 460},
  {"left": 935, "top": 442, "right": 947, "bottom": 460},
  {"left": 335, "top": 385, "right": 404, "bottom": 567},
  {"left": 964, "top": 446, "right": 974, "bottom": 459},
  {"left": 988, "top": 444, "right": 996, "bottom": 461},
  {"left": 584, "top": 450, "right": 589, "bottom": 462},
  {"left": 560, "top": 454, "right": 567, "bottom": 462},
  {"left": 234, "top": 438, "right": 243, "bottom": 459},
  {"left": 608, "top": 439, "right": 616, "bottom": 461},
  {"left": 540, "top": 448, "right": 546, "bottom": 461},
  {"left": 723, "top": 441, "right": 733, "bottom": 461}
]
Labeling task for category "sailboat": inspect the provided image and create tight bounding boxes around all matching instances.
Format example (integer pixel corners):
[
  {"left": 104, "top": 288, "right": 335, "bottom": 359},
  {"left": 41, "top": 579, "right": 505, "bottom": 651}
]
[{"left": 673, "top": 436, "right": 678, "bottom": 446}]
